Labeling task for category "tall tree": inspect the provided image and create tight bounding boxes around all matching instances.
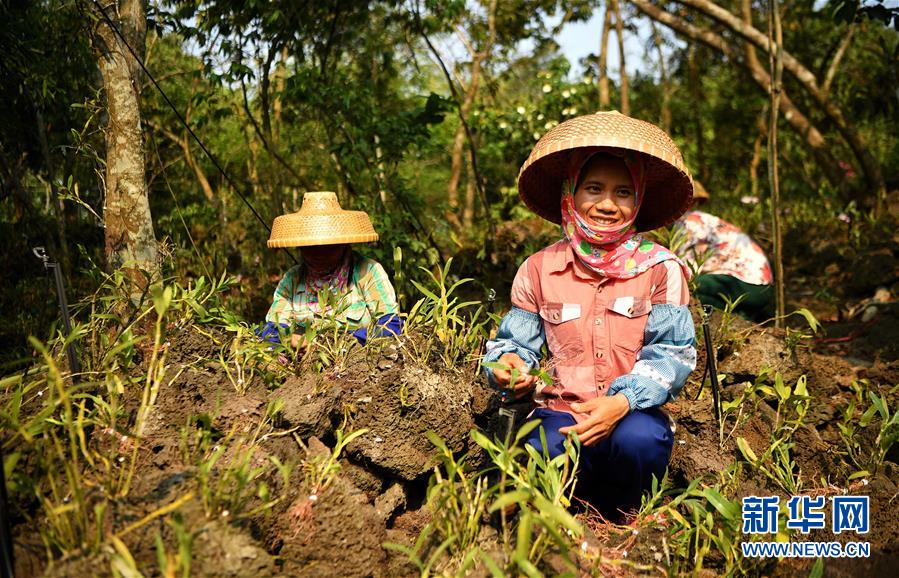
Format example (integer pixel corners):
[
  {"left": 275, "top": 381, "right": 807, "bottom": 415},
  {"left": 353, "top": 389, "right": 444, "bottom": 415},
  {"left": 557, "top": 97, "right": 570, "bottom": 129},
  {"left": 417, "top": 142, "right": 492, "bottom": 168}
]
[
  {"left": 88, "top": 0, "right": 159, "bottom": 282},
  {"left": 597, "top": 3, "right": 613, "bottom": 108},
  {"left": 611, "top": 0, "right": 629, "bottom": 115}
]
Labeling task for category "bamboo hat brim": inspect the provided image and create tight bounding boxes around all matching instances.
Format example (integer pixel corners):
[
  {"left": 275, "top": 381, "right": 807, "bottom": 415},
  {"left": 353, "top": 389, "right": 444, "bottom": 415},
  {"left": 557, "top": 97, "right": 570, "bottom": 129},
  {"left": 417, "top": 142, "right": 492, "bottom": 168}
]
[
  {"left": 268, "top": 192, "right": 379, "bottom": 248},
  {"left": 518, "top": 111, "right": 694, "bottom": 231},
  {"left": 693, "top": 180, "right": 710, "bottom": 201}
]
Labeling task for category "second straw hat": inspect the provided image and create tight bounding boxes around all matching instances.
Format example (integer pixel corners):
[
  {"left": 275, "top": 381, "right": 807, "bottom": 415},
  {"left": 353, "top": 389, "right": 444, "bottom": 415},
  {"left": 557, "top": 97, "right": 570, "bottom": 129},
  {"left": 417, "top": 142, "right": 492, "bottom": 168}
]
[
  {"left": 518, "top": 111, "right": 693, "bottom": 231},
  {"left": 268, "top": 192, "right": 379, "bottom": 248}
]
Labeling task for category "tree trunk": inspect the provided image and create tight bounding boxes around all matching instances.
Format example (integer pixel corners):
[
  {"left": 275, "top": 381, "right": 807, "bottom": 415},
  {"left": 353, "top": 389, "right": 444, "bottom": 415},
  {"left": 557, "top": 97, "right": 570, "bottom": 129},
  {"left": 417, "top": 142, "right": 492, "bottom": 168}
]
[
  {"left": 675, "top": 0, "right": 885, "bottom": 206},
  {"left": 463, "top": 157, "right": 476, "bottom": 229},
  {"left": 688, "top": 44, "right": 705, "bottom": 180},
  {"left": 611, "top": 0, "right": 629, "bottom": 115},
  {"left": 447, "top": 48, "right": 483, "bottom": 230},
  {"left": 767, "top": 0, "right": 785, "bottom": 326},
  {"left": 630, "top": 0, "right": 845, "bottom": 187},
  {"left": 822, "top": 23, "right": 855, "bottom": 96},
  {"left": 89, "top": 0, "right": 159, "bottom": 283},
  {"left": 598, "top": 5, "right": 613, "bottom": 108},
  {"left": 447, "top": 122, "right": 465, "bottom": 227},
  {"left": 750, "top": 105, "right": 768, "bottom": 198},
  {"left": 650, "top": 21, "right": 671, "bottom": 132}
]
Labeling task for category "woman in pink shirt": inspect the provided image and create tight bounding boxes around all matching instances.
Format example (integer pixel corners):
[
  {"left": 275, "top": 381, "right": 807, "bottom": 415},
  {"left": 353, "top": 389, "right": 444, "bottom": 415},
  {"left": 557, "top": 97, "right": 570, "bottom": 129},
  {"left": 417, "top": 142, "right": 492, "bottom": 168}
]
[{"left": 484, "top": 112, "right": 696, "bottom": 519}]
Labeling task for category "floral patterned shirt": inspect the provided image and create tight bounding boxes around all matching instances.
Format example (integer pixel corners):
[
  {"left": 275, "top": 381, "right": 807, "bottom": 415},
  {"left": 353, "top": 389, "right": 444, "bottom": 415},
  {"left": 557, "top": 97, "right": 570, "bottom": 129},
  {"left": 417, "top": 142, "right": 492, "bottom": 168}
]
[
  {"left": 675, "top": 211, "right": 773, "bottom": 286},
  {"left": 265, "top": 253, "right": 398, "bottom": 330}
]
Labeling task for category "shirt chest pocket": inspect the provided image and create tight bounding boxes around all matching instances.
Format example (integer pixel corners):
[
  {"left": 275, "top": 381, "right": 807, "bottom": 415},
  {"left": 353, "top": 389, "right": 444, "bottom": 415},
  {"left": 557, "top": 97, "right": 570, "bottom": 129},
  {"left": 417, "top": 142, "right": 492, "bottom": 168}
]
[
  {"left": 539, "top": 302, "right": 584, "bottom": 360},
  {"left": 607, "top": 297, "right": 652, "bottom": 353}
]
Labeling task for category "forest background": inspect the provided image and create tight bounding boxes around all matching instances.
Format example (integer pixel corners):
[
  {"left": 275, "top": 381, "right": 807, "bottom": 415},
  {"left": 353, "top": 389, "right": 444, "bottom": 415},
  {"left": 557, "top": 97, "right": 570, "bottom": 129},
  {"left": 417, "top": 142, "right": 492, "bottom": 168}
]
[{"left": 1, "top": 0, "right": 897, "bottom": 364}]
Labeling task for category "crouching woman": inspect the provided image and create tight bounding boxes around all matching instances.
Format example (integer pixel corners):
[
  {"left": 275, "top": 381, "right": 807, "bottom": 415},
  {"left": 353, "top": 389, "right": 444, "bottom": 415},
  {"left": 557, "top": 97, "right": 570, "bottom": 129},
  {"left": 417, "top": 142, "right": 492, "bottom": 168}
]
[
  {"left": 260, "top": 192, "right": 401, "bottom": 347},
  {"left": 484, "top": 112, "right": 697, "bottom": 520}
]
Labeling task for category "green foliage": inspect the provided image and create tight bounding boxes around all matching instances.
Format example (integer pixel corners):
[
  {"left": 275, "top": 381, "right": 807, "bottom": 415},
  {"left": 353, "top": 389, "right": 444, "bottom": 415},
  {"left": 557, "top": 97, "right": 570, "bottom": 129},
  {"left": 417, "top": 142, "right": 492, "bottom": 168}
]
[
  {"left": 404, "top": 258, "right": 491, "bottom": 368},
  {"left": 389, "top": 423, "right": 582, "bottom": 576}
]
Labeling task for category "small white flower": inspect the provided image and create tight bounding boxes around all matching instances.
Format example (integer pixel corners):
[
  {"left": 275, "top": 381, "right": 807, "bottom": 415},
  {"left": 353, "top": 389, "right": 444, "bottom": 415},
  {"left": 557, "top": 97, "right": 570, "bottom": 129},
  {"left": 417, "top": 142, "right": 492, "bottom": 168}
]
[
  {"left": 580, "top": 541, "right": 588, "bottom": 552},
  {"left": 570, "top": 87, "right": 578, "bottom": 95},
  {"left": 516, "top": 106, "right": 526, "bottom": 115},
  {"left": 533, "top": 132, "right": 541, "bottom": 140},
  {"left": 562, "top": 90, "right": 571, "bottom": 98},
  {"left": 117, "top": 456, "right": 125, "bottom": 463},
  {"left": 499, "top": 121, "right": 508, "bottom": 129},
  {"left": 862, "top": 478, "right": 869, "bottom": 486},
  {"left": 740, "top": 195, "right": 760, "bottom": 205},
  {"left": 544, "top": 121, "right": 554, "bottom": 130},
  {"left": 542, "top": 84, "right": 552, "bottom": 93},
  {"left": 569, "top": 107, "right": 578, "bottom": 114},
  {"left": 221, "top": 510, "right": 230, "bottom": 517},
  {"left": 537, "top": 113, "right": 545, "bottom": 121}
]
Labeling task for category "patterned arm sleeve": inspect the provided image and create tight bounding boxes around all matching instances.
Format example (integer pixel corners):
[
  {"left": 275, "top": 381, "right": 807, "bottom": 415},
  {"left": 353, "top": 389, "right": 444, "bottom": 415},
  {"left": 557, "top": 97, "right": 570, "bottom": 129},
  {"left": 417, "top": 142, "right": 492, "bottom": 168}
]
[
  {"left": 265, "top": 266, "right": 301, "bottom": 325},
  {"left": 357, "top": 260, "right": 399, "bottom": 316},
  {"left": 609, "top": 261, "right": 697, "bottom": 411},
  {"left": 482, "top": 259, "right": 545, "bottom": 386},
  {"left": 351, "top": 259, "right": 402, "bottom": 345},
  {"left": 482, "top": 307, "right": 545, "bottom": 386}
]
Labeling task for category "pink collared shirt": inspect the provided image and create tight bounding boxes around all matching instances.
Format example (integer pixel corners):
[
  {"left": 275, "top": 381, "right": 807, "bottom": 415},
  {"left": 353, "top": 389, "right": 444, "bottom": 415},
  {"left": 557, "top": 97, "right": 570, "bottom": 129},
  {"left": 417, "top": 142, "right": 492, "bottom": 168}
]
[{"left": 510, "top": 240, "right": 691, "bottom": 420}]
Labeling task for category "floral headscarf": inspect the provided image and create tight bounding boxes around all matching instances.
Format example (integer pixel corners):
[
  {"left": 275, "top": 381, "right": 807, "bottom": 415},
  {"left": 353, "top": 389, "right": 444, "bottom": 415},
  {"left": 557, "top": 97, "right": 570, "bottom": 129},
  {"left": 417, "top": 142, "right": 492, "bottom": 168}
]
[
  {"left": 304, "top": 249, "right": 352, "bottom": 313},
  {"left": 561, "top": 148, "right": 688, "bottom": 280}
]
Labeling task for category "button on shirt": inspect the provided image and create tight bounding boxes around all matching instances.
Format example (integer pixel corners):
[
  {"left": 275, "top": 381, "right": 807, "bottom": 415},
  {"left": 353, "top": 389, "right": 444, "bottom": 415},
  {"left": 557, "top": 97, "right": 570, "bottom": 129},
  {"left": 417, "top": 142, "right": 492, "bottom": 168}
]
[{"left": 484, "top": 240, "right": 697, "bottom": 422}]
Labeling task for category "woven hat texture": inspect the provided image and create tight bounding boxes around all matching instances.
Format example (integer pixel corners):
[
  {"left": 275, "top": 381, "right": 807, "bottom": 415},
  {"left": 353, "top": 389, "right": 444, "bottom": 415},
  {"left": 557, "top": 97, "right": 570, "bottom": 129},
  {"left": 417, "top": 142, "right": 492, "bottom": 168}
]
[
  {"left": 268, "top": 192, "right": 379, "bottom": 248},
  {"left": 518, "top": 111, "right": 693, "bottom": 231},
  {"left": 693, "top": 180, "right": 710, "bottom": 201}
]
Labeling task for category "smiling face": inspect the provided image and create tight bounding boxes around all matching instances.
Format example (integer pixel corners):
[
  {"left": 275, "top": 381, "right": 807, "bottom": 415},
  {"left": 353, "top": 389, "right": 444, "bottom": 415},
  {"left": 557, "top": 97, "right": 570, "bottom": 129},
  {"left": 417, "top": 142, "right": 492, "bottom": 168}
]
[{"left": 572, "top": 155, "right": 636, "bottom": 228}]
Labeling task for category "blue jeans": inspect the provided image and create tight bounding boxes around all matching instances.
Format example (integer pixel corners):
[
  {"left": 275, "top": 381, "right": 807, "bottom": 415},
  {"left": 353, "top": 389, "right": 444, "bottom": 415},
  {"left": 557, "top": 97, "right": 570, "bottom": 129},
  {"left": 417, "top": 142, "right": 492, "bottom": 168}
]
[{"left": 522, "top": 407, "right": 673, "bottom": 519}]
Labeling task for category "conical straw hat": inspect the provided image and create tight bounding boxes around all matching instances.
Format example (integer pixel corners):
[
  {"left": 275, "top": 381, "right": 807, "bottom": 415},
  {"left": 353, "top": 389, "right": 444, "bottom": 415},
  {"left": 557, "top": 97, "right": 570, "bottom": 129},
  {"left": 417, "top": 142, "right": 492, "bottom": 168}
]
[
  {"left": 518, "top": 111, "right": 693, "bottom": 231},
  {"left": 268, "top": 192, "right": 379, "bottom": 248},
  {"left": 693, "top": 180, "right": 710, "bottom": 202}
]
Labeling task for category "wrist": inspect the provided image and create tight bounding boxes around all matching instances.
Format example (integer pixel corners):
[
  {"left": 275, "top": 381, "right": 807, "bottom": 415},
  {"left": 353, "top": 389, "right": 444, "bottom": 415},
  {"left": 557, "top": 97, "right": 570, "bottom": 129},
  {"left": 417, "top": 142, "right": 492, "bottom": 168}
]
[{"left": 612, "top": 391, "right": 634, "bottom": 414}]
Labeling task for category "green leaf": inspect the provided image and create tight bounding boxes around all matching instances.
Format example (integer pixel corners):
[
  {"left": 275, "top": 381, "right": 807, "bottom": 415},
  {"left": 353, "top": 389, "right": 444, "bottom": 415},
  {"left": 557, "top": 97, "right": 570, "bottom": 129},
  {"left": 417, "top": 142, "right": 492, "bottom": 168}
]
[
  {"left": 702, "top": 487, "right": 740, "bottom": 522},
  {"left": 489, "top": 490, "right": 530, "bottom": 513},
  {"left": 809, "top": 557, "right": 825, "bottom": 578},
  {"left": 848, "top": 470, "right": 871, "bottom": 481},
  {"left": 736, "top": 437, "right": 758, "bottom": 463}
]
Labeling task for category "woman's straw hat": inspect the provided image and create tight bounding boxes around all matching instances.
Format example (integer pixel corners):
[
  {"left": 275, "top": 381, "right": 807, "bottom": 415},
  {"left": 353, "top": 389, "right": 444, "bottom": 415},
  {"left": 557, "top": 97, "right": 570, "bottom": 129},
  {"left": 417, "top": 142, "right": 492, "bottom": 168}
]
[
  {"left": 268, "top": 192, "right": 379, "bottom": 248},
  {"left": 518, "top": 111, "right": 693, "bottom": 231},
  {"left": 693, "top": 180, "right": 710, "bottom": 202}
]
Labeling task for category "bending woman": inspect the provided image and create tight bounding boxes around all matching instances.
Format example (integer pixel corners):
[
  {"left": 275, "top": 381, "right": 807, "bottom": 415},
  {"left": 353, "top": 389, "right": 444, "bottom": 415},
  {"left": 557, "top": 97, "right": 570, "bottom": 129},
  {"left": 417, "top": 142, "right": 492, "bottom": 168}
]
[{"left": 260, "top": 192, "right": 401, "bottom": 346}]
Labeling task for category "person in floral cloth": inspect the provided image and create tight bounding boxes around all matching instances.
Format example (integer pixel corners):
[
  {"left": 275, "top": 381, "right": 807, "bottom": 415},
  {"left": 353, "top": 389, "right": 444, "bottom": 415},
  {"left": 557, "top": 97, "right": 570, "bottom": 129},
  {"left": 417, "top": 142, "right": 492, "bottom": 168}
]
[
  {"left": 483, "top": 111, "right": 697, "bottom": 520},
  {"left": 674, "top": 182, "right": 773, "bottom": 321},
  {"left": 259, "top": 192, "right": 401, "bottom": 347}
]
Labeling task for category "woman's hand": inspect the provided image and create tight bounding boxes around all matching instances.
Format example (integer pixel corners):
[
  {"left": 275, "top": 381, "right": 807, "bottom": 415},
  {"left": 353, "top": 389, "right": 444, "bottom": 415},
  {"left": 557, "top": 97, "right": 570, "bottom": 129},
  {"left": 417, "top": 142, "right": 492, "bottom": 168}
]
[
  {"left": 559, "top": 393, "right": 630, "bottom": 446},
  {"left": 290, "top": 333, "right": 309, "bottom": 351},
  {"left": 491, "top": 352, "right": 537, "bottom": 400}
]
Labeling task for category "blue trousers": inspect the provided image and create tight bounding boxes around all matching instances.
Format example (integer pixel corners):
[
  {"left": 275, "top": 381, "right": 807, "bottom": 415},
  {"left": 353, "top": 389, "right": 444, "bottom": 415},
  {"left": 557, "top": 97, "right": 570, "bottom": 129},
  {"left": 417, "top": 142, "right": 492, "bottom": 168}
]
[{"left": 522, "top": 407, "right": 673, "bottom": 519}]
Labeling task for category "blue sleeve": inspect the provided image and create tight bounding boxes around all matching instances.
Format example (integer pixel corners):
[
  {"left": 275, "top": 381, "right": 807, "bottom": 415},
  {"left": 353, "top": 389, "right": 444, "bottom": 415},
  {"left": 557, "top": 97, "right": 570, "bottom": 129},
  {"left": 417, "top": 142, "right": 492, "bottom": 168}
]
[
  {"left": 351, "top": 313, "right": 403, "bottom": 345},
  {"left": 608, "top": 303, "right": 697, "bottom": 411},
  {"left": 481, "top": 306, "right": 545, "bottom": 387},
  {"left": 257, "top": 321, "right": 290, "bottom": 344}
]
